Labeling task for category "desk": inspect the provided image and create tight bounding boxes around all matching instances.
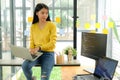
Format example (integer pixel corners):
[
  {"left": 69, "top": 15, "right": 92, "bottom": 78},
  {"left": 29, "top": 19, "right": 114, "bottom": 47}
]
[
  {"left": 0, "top": 59, "right": 80, "bottom": 66},
  {"left": 61, "top": 66, "right": 89, "bottom": 80},
  {"left": 0, "top": 59, "right": 85, "bottom": 80}
]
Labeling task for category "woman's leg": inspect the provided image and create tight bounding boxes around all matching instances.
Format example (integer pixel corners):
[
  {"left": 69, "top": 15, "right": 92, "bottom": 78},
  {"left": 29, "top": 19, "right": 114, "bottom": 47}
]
[
  {"left": 40, "top": 52, "right": 55, "bottom": 80},
  {"left": 22, "top": 59, "right": 39, "bottom": 80}
]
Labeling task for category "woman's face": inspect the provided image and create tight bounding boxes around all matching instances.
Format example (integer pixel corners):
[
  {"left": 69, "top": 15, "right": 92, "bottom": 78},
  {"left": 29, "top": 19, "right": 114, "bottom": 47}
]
[{"left": 36, "top": 8, "right": 48, "bottom": 22}]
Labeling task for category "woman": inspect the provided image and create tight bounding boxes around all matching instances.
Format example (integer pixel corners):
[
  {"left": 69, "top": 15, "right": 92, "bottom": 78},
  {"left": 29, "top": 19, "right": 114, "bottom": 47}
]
[{"left": 22, "top": 3, "right": 57, "bottom": 80}]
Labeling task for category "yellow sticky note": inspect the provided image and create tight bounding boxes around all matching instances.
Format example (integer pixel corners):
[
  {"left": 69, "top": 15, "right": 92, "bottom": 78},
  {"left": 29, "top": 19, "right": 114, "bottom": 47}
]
[
  {"left": 90, "top": 30, "right": 96, "bottom": 33},
  {"left": 28, "top": 17, "right": 33, "bottom": 22},
  {"left": 84, "top": 23, "right": 91, "bottom": 29},
  {"left": 76, "top": 20, "right": 80, "bottom": 28},
  {"left": 55, "top": 17, "right": 61, "bottom": 23},
  {"left": 95, "top": 23, "right": 100, "bottom": 28},
  {"left": 91, "top": 15, "right": 96, "bottom": 20},
  {"left": 102, "top": 28, "right": 108, "bottom": 34},
  {"left": 108, "top": 22, "right": 114, "bottom": 28}
]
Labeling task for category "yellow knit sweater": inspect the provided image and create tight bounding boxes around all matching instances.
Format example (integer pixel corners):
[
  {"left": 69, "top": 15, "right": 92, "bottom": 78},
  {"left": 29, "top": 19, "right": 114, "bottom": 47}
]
[{"left": 29, "top": 21, "right": 57, "bottom": 52}]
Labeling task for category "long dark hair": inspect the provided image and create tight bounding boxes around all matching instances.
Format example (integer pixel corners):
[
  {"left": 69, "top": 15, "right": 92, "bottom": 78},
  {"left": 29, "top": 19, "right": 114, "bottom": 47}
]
[{"left": 32, "top": 3, "right": 51, "bottom": 24}]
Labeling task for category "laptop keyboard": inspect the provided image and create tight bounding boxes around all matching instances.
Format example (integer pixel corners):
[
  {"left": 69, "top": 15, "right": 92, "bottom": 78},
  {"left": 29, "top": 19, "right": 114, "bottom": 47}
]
[
  {"left": 78, "top": 77, "right": 95, "bottom": 80},
  {"left": 74, "top": 75, "right": 99, "bottom": 80},
  {"left": 31, "top": 54, "right": 37, "bottom": 59}
]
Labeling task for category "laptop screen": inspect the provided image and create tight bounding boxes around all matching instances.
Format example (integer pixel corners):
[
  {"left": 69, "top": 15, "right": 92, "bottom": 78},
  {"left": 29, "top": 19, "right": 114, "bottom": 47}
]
[{"left": 94, "top": 57, "right": 118, "bottom": 80}]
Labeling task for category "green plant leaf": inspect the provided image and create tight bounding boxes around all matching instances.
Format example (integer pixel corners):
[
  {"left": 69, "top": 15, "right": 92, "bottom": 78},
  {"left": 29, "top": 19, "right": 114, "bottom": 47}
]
[
  {"left": 109, "top": 18, "right": 120, "bottom": 43},
  {"left": 63, "top": 46, "right": 77, "bottom": 56}
]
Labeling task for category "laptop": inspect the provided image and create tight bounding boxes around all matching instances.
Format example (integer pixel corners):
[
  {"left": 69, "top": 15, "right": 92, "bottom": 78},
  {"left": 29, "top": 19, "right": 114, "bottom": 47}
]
[
  {"left": 10, "top": 45, "right": 43, "bottom": 61},
  {"left": 73, "top": 57, "right": 118, "bottom": 80}
]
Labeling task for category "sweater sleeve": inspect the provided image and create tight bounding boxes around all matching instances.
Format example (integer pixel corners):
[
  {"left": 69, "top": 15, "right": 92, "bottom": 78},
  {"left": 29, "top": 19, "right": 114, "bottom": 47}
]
[{"left": 29, "top": 25, "right": 35, "bottom": 48}]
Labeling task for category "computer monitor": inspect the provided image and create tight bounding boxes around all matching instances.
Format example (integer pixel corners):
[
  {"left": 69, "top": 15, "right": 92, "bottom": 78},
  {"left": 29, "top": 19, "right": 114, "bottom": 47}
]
[{"left": 81, "top": 32, "right": 107, "bottom": 60}]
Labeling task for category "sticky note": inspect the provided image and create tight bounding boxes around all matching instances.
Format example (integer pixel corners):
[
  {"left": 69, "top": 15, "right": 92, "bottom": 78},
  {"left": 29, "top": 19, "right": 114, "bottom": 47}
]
[
  {"left": 95, "top": 23, "right": 100, "bottom": 28},
  {"left": 91, "top": 15, "right": 96, "bottom": 20},
  {"left": 76, "top": 20, "right": 80, "bottom": 28},
  {"left": 102, "top": 15, "right": 107, "bottom": 20},
  {"left": 55, "top": 17, "right": 61, "bottom": 23},
  {"left": 28, "top": 17, "right": 33, "bottom": 22},
  {"left": 84, "top": 23, "right": 91, "bottom": 29},
  {"left": 102, "top": 28, "right": 108, "bottom": 34},
  {"left": 90, "top": 30, "right": 96, "bottom": 33},
  {"left": 108, "top": 22, "right": 114, "bottom": 28}
]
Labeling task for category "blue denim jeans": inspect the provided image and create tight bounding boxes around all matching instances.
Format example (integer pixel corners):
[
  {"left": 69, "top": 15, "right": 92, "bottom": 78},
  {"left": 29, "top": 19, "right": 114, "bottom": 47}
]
[{"left": 22, "top": 51, "right": 55, "bottom": 80}]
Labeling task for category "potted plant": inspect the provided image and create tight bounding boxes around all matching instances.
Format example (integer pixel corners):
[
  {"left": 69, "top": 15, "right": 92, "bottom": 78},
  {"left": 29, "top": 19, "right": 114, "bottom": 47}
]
[
  {"left": 64, "top": 46, "right": 77, "bottom": 56},
  {"left": 63, "top": 46, "right": 77, "bottom": 62}
]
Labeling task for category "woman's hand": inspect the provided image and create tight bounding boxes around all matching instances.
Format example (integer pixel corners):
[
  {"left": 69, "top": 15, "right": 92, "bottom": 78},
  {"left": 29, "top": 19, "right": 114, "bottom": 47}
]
[
  {"left": 29, "top": 47, "right": 40, "bottom": 55},
  {"left": 34, "top": 47, "right": 40, "bottom": 53},
  {"left": 29, "top": 48, "right": 35, "bottom": 54}
]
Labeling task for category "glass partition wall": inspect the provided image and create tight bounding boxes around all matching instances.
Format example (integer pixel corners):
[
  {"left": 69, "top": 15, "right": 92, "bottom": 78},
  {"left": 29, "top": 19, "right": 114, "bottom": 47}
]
[
  {"left": 0, "top": 0, "right": 35, "bottom": 79},
  {"left": 77, "top": 0, "right": 120, "bottom": 79},
  {"left": 0, "top": 0, "right": 74, "bottom": 80},
  {"left": 1, "top": 0, "right": 34, "bottom": 58}
]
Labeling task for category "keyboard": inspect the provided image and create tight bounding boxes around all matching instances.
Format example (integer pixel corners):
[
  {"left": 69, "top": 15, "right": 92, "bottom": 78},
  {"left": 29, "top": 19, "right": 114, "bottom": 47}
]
[
  {"left": 73, "top": 75, "right": 100, "bottom": 80},
  {"left": 31, "top": 54, "right": 37, "bottom": 58}
]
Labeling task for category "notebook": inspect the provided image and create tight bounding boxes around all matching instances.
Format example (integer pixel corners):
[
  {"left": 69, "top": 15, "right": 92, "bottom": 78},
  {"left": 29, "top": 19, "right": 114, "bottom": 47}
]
[
  {"left": 10, "top": 45, "right": 43, "bottom": 61},
  {"left": 73, "top": 57, "right": 118, "bottom": 80}
]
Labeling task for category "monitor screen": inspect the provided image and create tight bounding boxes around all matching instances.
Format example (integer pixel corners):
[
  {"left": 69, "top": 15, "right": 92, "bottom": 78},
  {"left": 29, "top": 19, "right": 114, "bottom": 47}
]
[{"left": 81, "top": 32, "right": 107, "bottom": 60}]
